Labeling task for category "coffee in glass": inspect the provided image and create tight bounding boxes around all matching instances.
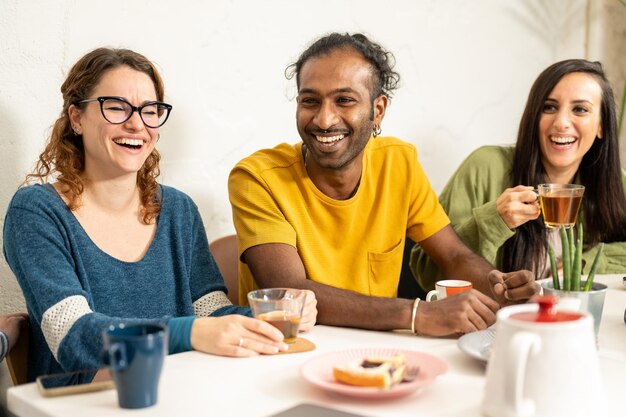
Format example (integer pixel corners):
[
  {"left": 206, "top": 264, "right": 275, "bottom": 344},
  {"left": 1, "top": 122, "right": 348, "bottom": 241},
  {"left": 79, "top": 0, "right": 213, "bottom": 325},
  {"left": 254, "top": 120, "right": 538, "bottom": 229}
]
[{"left": 247, "top": 288, "right": 306, "bottom": 343}]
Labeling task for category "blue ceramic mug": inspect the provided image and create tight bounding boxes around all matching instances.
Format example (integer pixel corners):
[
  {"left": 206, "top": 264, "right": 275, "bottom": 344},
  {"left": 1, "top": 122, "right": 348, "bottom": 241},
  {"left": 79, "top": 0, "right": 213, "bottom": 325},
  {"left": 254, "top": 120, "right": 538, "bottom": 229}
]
[{"left": 101, "top": 323, "right": 168, "bottom": 409}]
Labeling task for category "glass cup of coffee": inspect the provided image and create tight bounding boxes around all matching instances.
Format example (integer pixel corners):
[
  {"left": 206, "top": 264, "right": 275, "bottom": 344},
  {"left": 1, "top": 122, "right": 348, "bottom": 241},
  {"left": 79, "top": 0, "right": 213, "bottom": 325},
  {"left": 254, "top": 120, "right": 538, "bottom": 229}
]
[
  {"left": 247, "top": 288, "right": 306, "bottom": 343},
  {"left": 537, "top": 184, "right": 585, "bottom": 229}
]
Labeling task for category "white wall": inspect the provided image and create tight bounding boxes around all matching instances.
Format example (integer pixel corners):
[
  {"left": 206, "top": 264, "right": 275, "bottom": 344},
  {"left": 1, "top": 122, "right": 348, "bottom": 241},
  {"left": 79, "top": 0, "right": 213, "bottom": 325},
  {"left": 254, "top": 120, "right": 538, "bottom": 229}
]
[{"left": 0, "top": 0, "right": 623, "bottom": 406}]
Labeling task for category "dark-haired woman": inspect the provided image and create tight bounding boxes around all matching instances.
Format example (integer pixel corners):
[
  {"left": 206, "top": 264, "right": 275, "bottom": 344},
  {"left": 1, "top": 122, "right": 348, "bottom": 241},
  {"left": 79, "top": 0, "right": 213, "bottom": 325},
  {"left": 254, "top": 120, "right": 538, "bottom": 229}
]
[{"left": 411, "top": 59, "right": 626, "bottom": 291}]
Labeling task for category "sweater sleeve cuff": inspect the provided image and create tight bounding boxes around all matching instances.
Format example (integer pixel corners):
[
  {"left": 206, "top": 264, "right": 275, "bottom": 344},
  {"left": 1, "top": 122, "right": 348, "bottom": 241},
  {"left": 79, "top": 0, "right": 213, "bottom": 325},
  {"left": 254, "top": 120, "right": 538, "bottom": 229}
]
[
  {"left": 167, "top": 316, "right": 195, "bottom": 354},
  {"left": 473, "top": 201, "right": 515, "bottom": 251}
]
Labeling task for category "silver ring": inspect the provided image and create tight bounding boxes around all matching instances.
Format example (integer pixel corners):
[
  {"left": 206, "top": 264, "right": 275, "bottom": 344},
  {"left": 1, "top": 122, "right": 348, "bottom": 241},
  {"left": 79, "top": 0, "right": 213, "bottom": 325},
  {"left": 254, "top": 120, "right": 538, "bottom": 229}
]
[{"left": 238, "top": 337, "right": 244, "bottom": 347}]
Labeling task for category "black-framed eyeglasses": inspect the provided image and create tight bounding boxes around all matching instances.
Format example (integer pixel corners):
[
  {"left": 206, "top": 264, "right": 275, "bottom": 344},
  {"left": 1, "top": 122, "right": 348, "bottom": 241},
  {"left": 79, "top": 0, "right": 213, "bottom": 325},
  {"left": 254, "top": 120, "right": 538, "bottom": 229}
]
[{"left": 76, "top": 96, "right": 172, "bottom": 128}]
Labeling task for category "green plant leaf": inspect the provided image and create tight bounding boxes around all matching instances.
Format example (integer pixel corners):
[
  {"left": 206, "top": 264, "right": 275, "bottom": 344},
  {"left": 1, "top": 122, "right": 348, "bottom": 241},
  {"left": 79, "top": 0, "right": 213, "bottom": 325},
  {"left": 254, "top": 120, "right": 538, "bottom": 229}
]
[
  {"left": 560, "top": 226, "right": 571, "bottom": 291},
  {"left": 548, "top": 244, "right": 560, "bottom": 290},
  {"left": 572, "top": 224, "right": 583, "bottom": 291},
  {"left": 584, "top": 243, "right": 604, "bottom": 291}
]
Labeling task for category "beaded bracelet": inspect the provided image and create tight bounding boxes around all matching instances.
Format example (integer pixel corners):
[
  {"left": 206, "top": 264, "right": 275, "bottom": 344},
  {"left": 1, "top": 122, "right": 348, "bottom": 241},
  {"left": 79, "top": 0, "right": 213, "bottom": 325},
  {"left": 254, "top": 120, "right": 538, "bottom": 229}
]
[{"left": 411, "top": 298, "right": 420, "bottom": 335}]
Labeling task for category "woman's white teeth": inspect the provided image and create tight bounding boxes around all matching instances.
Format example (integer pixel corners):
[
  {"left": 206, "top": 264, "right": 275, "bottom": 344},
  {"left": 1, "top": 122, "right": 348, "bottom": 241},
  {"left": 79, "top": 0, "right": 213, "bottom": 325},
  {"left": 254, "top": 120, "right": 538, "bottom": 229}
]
[
  {"left": 316, "top": 134, "right": 344, "bottom": 143},
  {"left": 114, "top": 138, "right": 143, "bottom": 146},
  {"left": 551, "top": 136, "right": 575, "bottom": 144}
]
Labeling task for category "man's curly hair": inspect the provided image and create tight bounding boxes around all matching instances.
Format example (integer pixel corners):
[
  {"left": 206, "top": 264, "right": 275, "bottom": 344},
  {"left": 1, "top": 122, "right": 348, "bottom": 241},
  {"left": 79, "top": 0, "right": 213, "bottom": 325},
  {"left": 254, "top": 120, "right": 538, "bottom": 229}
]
[{"left": 286, "top": 32, "right": 400, "bottom": 101}]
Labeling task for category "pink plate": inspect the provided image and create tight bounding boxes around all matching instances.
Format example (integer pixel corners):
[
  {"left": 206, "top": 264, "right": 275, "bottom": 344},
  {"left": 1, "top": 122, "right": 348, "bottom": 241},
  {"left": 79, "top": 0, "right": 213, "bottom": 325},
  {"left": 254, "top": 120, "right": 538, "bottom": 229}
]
[{"left": 300, "top": 348, "right": 448, "bottom": 399}]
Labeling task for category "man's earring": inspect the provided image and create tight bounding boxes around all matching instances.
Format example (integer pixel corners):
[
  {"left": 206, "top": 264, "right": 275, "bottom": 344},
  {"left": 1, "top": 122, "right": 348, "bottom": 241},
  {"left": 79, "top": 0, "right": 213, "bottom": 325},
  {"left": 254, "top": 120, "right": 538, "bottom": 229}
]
[{"left": 372, "top": 124, "right": 382, "bottom": 138}]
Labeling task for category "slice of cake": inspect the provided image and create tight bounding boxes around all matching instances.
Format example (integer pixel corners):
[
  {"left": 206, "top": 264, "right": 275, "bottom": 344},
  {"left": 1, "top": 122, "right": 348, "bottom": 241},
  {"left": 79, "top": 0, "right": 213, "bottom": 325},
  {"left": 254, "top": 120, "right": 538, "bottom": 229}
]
[{"left": 333, "top": 353, "right": 406, "bottom": 388}]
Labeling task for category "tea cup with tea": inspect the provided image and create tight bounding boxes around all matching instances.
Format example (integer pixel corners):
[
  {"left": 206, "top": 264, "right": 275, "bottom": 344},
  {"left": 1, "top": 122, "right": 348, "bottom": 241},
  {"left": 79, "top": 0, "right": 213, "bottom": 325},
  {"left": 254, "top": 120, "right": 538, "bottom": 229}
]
[
  {"left": 426, "top": 279, "right": 473, "bottom": 301},
  {"left": 537, "top": 183, "right": 585, "bottom": 228},
  {"left": 247, "top": 288, "right": 306, "bottom": 343}
]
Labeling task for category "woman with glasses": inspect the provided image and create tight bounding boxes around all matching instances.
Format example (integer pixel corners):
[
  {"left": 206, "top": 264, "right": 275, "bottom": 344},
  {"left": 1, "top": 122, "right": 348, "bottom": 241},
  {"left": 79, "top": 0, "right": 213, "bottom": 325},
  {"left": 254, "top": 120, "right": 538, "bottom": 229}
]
[
  {"left": 3, "top": 48, "right": 317, "bottom": 381},
  {"left": 411, "top": 59, "right": 626, "bottom": 292}
]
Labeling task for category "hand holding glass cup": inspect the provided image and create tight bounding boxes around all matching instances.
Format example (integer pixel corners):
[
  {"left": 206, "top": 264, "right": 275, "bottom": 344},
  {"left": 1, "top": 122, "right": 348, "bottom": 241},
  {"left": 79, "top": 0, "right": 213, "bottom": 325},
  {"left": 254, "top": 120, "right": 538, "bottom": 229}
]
[{"left": 247, "top": 288, "right": 306, "bottom": 343}]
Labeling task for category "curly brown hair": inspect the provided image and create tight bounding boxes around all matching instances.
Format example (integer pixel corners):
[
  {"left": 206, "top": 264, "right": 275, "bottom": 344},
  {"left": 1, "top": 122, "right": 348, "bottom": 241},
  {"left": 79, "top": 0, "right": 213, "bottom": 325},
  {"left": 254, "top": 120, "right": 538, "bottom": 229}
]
[{"left": 25, "top": 47, "right": 165, "bottom": 224}]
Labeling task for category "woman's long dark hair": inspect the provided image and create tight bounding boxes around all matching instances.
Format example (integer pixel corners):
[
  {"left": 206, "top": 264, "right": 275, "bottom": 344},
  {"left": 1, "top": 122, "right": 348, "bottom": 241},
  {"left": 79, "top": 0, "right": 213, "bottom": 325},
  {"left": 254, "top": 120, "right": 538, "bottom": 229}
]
[{"left": 502, "top": 59, "right": 626, "bottom": 275}]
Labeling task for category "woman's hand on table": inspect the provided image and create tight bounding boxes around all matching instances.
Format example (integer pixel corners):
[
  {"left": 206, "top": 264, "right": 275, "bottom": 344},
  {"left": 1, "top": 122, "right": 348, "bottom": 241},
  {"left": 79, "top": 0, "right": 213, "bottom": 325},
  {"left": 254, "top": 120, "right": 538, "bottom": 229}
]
[
  {"left": 496, "top": 185, "right": 541, "bottom": 229},
  {"left": 299, "top": 289, "right": 318, "bottom": 332},
  {"left": 190, "top": 315, "right": 288, "bottom": 357}
]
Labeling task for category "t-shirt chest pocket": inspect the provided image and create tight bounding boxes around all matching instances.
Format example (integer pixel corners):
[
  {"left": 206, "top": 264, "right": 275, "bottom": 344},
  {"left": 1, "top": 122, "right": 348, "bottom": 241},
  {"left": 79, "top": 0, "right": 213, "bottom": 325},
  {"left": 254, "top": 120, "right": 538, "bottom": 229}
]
[{"left": 367, "top": 239, "right": 404, "bottom": 297}]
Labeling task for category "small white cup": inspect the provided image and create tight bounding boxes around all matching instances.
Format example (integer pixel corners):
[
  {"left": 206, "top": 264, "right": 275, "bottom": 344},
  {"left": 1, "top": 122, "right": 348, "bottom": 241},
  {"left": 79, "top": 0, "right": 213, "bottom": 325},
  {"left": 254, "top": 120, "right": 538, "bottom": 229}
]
[{"left": 426, "top": 280, "right": 473, "bottom": 301}]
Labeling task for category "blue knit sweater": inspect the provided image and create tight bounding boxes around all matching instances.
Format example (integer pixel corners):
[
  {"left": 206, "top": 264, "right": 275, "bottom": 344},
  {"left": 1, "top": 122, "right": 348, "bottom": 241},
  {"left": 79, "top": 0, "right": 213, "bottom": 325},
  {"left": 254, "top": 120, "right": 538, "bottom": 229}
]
[{"left": 3, "top": 184, "right": 250, "bottom": 380}]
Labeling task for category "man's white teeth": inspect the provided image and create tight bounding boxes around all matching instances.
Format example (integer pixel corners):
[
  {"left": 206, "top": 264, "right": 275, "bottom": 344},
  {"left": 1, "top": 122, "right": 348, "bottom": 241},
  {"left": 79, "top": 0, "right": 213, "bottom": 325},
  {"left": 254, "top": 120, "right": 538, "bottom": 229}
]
[
  {"left": 114, "top": 138, "right": 143, "bottom": 146},
  {"left": 551, "top": 136, "right": 575, "bottom": 144},
  {"left": 315, "top": 134, "right": 344, "bottom": 143}
]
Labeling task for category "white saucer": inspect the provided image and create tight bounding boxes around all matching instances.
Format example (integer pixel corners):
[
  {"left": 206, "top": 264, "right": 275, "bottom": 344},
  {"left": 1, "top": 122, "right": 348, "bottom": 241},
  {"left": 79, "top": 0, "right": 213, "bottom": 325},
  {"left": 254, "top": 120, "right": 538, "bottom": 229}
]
[{"left": 457, "top": 328, "right": 496, "bottom": 363}]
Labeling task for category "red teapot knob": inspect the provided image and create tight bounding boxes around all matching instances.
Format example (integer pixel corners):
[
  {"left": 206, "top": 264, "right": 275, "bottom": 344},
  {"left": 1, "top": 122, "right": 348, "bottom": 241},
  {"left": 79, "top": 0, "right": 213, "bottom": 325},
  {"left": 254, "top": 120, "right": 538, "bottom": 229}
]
[{"left": 531, "top": 295, "right": 559, "bottom": 321}]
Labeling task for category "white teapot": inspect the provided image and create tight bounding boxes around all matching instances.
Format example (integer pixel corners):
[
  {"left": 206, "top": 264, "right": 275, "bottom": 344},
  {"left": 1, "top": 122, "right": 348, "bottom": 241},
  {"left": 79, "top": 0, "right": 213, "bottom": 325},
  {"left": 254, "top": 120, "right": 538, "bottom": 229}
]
[{"left": 482, "top": 295, "right": 605, "bottom": 417}]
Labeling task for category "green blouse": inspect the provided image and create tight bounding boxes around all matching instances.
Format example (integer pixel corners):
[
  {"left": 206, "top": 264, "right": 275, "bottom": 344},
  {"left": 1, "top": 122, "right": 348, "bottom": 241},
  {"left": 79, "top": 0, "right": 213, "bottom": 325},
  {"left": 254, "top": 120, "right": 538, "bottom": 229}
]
[{"left": 410, "top": 145, "right": 626, "bottom": 291}]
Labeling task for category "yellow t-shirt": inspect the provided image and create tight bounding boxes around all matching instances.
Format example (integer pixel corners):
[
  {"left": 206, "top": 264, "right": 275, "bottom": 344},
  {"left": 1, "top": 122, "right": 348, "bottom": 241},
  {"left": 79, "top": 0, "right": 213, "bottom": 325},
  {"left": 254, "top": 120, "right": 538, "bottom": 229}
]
[{"left": 228, "top": 136, "right": 450, "bottom": 305}]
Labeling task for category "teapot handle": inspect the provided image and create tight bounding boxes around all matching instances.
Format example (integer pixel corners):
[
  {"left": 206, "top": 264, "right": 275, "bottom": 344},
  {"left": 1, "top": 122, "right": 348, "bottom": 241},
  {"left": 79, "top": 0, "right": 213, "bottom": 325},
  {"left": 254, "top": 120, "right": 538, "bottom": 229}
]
[{"left": 505, "top": 331, "right": 541, "bottom": 417}]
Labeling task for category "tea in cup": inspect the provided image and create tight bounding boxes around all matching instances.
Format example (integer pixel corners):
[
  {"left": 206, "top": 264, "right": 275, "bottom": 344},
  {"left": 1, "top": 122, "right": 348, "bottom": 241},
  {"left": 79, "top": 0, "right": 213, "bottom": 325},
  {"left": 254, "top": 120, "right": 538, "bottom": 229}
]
[
  {"left": 426, "top": 280, "right": 473, "bottom": 301},
  {"left": 537, "top": 183, "right": 584, "bottom": 228},
  {"left": 247, "top": 288, "right": 306, "bottom": 343}
]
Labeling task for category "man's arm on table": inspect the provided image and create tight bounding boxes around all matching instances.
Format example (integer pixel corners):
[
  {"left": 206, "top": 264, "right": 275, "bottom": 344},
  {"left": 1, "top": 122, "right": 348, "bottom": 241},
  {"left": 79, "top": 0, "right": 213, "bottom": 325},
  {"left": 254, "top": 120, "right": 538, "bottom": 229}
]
[
  {"left": 244, "top": 242, "right": 502, "bottom": 336},
  {"left": 417, "top": 225, "right": 540, "bottom": 304}
]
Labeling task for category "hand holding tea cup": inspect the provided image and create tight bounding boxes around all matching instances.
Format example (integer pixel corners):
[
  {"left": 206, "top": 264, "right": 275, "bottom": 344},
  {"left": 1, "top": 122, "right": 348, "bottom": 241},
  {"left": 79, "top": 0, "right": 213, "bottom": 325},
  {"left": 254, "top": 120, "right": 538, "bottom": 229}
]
[
  {"left": 495, "top": 185, "right": 541, "bottom": 229},
  {"left": 190, "top": 289, "right": 317, "bottom": 357},
  {"left": 247, "top": 288, "right": 310, "bottom": 343},
  {"left": 190, "top": 315, "right": 288, "bottom": 357},
  {"left": 416, "top": 290, "right": 499, "bottom": 336}
]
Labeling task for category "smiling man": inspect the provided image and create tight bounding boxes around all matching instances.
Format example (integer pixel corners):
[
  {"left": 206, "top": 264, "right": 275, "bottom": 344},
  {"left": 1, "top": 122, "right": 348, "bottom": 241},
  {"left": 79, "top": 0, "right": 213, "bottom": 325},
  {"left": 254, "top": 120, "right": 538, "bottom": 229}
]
[{"left": 228, "top": 33, "right": 540, "bottom": 336}]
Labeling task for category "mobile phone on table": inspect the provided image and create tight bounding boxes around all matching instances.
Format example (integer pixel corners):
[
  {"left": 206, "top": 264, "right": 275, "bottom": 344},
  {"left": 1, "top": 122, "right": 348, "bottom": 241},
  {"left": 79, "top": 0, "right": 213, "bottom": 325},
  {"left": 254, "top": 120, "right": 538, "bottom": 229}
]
[{"left": 36, "top": 368, "right": 114, "bottom": 397}]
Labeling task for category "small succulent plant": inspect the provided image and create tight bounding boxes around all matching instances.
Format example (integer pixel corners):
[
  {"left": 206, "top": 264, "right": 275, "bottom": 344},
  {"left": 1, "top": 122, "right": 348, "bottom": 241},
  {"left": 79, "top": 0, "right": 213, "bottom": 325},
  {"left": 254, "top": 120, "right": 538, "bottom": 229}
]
[{"left": 547, "top": 224, "right": 604, "bottom": 291}]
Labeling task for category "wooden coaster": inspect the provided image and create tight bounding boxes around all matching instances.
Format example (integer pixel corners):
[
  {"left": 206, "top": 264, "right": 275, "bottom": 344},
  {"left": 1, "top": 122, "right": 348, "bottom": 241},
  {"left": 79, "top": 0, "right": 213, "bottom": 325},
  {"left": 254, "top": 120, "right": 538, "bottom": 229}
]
[{"left": 278, "top": 337, "right": 316, "bottom": 354}]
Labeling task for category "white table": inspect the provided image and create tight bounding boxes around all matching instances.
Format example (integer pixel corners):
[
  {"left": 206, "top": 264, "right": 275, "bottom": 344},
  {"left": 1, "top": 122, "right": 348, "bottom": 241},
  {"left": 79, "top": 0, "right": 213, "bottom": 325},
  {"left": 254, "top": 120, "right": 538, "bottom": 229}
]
[{"left": 8, "top": 275, "right": 626, "bottom": 417}]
